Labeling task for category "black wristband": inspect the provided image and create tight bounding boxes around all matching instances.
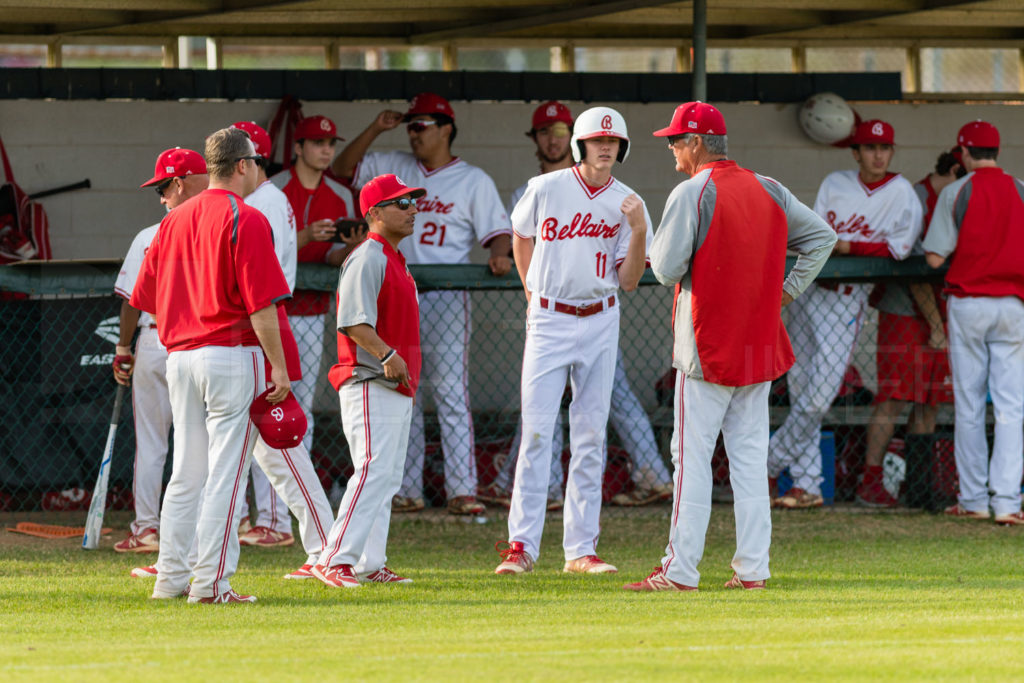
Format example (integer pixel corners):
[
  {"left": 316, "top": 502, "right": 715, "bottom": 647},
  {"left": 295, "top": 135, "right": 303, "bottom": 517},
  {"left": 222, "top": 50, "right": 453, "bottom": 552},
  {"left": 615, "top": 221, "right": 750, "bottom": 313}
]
[{"left": 380, "top": 349, "right": 396, "bottom": 364}]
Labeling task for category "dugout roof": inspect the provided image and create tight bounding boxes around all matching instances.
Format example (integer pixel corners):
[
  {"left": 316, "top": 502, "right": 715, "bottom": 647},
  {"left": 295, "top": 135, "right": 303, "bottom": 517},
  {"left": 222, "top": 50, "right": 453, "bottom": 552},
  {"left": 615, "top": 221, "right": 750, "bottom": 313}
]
[{"left": 2, "top": 1, "right": 1023, "bottom": 47}]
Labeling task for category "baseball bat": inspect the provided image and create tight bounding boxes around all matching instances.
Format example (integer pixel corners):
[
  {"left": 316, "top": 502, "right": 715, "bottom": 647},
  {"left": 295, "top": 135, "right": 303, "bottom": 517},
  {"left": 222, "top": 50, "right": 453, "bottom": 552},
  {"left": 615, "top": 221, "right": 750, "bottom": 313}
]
[
  {"left": 28, "top": 178, "right": 91, "bottom": 201},
  {"left": 82, "top": 383, "right": 126, "bottom": 550}
]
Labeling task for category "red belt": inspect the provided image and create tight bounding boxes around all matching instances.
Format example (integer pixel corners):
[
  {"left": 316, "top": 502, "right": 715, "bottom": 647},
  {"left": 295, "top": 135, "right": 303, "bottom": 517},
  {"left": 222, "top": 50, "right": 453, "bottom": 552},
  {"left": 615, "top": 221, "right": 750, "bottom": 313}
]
[
  {"left": 148, "top": 324, "right": 158, "bottom": 329},
  {"left": 538, "top": 295, "right": 616, "bottom": 317}
]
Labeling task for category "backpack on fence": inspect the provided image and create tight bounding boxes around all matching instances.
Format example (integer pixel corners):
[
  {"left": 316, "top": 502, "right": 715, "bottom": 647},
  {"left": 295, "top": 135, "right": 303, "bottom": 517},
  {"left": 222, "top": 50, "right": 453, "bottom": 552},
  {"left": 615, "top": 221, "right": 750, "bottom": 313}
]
[{"left": 0, "top": 135, "right": 51, "bottom": 264}]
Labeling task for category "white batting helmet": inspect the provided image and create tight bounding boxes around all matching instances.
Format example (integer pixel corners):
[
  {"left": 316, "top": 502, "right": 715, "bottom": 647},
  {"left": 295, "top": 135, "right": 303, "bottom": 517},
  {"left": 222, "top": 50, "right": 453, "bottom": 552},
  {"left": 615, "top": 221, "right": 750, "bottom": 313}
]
[
  {"left": 571, "top": 107, "right": 630, "bottom": 163},
  {"left": 798, "top": 92, "right": 856, "bottom": 145}
]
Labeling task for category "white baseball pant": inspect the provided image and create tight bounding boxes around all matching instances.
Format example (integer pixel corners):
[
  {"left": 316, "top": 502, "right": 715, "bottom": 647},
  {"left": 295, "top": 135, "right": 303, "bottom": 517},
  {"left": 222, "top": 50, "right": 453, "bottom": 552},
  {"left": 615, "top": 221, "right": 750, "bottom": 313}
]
[
  {"left": 508, "top": 301, "right": 618, "bottom": 562},
  {"left": 153, "top": 345, "right": 263, "bottom": 600},
  {"left": 241, "top": 464, "right": 292, "bottom": 532},
  {"left": 495, "top": 417, "right": 564, "bottom": 498},
  {"left": 234, "top": 312, "right": 325, "bottom": 536},
  {"left": 608, "top": 346, "right": 671, "bottom": 489},
  {"left": 239, "top": 439, "right": 335, "bottom": 565},
  {"left": 129, "top": 326, "right": 172, "bottom": 535},
  {"left": 947, "top": 295, "right": 1024, "bottom": 516},
  {"left": 320, "top": 381, "right": 412, "bottom": 573},
  {"left": 768, "top": 284, "right": 868, "bottom": 494},
  {"left": 661, "top": 372, "right": 772, "bottom": 587},
  {"left": 401, "top": 290, "right": 476, "bottom": 500},
  {"left": 494, "top": 345, "right": 669, "bottom": 495}
]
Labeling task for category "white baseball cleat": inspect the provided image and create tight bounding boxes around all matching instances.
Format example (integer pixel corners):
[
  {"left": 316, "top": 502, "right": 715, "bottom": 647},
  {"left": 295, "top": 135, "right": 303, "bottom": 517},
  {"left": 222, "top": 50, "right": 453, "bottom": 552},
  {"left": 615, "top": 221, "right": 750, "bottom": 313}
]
[
  {"left": 114, "top": 528, "right": 159, "bottom": 553},
  {"left": 622, "top": 567, "right": 697, "bottom": 592},
  {"left": 130, "top": 565, "right": 158, "bottom": 578},
  {"left": 187, "top": 589, "right": 256, "bottom": 604},
  {"left": 563, "top": 555, "right": 617, "bottom": 574}
]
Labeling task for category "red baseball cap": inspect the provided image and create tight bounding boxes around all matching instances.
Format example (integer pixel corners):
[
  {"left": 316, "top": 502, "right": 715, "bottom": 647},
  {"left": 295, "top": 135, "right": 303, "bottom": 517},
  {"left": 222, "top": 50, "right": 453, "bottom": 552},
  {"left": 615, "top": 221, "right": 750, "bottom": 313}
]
[
  {"left": 359, "top": 173, "right": 426, "bottom": 216},
  {"left": 250, "top": 388, "right": 307, "bottom": 450},
  {"left": 530, "top": 101, "right": 573, "bottom": 131},
  {"left": 851, "top": 119, "right": 895, "bottom": 145},
  {"left": 294, "top": 115, "right": 343, "bottom": 142},
  {"left": 653, "top": 101, "right": 727, "bottom": 137},
  {"left": 139, "top": 147, "right": 207, "bottom": 188},
  {"left": 957, "top": 120, "right": 1000, "bottom": 148},
  {"left": 231, "top": 121, "right": 272, "bottom": 158},
  {"left": 405, "top": 92, "right": 455, "bottom": 121}
]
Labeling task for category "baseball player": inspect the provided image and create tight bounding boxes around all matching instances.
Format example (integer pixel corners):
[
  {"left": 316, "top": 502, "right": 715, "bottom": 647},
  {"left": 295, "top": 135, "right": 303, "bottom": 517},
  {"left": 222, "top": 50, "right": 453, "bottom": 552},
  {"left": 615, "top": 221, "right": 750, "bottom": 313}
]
[
  {"left": 133, "top": 127, "right": 292, "bottom": 604},
  {"left": 858, "top": 148, "right": 963, "bottom": 508},
  {"left": 495, "top": 106, "right": 651, "bottom": 576},
  {"left": 112, "top": 148, "right": 209, "bottom": 557},
  {"left": 923, "top": 120, "right": 1024, "bottom": 525},
  {"left": 227, "top": 121, "right": 336, "bottom": 578},
  {"left": 769, "top": 119, "right": 922, "bottom": 509},
  {"left": 483, "top": 101, "right": 673, "bottom": 509},
  {"left": 333, "top": 93, "right": 512, "bottom": 516},
  {"left": 312, "top": 174, "right": 424, "bottom": 588},
  {"left": 623, "top": 102, "right": 836, "bottom": 592},
  {"left": 270, "top": 114, "right": 364, "bottom": 461}
]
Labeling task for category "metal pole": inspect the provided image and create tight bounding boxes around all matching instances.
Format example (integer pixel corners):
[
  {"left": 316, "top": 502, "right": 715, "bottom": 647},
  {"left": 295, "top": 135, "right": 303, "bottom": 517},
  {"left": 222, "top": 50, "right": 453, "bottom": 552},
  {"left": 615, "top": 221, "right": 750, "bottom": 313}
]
[{"left": 692, "top": 0, "right": 707, "bottom": 101}]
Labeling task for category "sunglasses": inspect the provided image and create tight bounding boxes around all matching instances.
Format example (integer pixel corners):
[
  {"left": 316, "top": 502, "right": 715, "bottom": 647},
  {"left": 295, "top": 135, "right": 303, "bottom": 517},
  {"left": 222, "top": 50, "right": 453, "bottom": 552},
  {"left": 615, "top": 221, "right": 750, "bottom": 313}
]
[
  {"left": 154, "top": 177, "right": 180, "bottom": 197},
  {"left": 236, "top": 155, "right": 263, "bottom": 164},
  {"left": 406, "top": 120, "right": 439, "bottom": 134},
  {"left": 666, "top": 134, "right": 689, "bottom": 147},
  {"left": 375, "top": 197, "right": 417, "bottom": 211}
]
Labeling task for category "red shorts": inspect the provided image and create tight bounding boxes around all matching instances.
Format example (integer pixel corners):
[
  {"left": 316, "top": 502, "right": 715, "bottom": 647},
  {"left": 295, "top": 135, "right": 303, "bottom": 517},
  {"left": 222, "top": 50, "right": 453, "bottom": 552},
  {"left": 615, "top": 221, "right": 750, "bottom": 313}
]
[{"left": 875, "top": 311, "right": 953, "bottom": 405}]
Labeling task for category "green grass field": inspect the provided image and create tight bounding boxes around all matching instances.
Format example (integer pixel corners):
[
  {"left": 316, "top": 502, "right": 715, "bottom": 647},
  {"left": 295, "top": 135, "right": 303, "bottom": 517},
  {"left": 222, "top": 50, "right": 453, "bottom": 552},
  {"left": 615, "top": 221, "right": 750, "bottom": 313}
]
[{"left": 3, "top": 507, "right": 1024, "bottom": 681}]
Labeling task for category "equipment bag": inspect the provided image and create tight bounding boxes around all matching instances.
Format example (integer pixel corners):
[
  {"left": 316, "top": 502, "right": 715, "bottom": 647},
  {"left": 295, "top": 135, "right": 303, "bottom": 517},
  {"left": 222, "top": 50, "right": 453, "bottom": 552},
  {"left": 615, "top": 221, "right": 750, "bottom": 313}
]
[{"left": 0, "top": 134, "right": 51, "bottom": 264}]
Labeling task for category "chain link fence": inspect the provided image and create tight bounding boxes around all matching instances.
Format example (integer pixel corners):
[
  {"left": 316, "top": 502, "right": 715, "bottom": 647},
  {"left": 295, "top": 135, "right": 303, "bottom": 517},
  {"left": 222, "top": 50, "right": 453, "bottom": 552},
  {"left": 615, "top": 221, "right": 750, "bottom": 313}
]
[{"left": 0, "top": 259, "right": 984, "bottom": 516}]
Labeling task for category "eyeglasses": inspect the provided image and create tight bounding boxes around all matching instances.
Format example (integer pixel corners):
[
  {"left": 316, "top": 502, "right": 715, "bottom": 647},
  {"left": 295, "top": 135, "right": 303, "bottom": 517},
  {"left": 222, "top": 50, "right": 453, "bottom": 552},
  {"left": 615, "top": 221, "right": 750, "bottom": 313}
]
[
  {"left": 375, "top": 197, "right": 417, "bottom": 211},
  {"left": 407, "top": 120, "right": 439, "bottom": 134},
  {"left": 154, "top": 177, "right": 180, "bottom": 197}
]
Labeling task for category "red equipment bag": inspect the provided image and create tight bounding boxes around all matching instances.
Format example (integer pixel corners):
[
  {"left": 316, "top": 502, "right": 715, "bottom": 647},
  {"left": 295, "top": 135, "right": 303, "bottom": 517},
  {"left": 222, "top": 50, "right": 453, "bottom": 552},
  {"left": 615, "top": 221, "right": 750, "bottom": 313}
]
[{"left": 0, "top": 134, "right": 51, "bottom": 264}]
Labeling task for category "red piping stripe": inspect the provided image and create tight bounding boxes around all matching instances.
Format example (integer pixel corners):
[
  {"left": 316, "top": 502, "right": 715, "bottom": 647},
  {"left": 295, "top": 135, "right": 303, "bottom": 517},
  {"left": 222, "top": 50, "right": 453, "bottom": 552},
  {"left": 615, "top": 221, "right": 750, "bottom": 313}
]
[
  {"left": 281, "top": 447, "right": 328, "bottom": 545},
  {"left": 323, "top": 382, "right": 373, "bottom": 567},
  {"left": 664, "top": 371, "right": 685, "bottom": 573}
]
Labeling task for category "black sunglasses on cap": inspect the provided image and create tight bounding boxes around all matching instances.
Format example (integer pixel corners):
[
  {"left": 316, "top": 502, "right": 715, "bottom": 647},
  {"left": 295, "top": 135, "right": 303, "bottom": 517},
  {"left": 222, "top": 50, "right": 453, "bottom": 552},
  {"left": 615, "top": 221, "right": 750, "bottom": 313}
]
[
  {"left": 154, "top": 177, "right": 181, "bottom": 196},
  {"left": 375, "top": 197, "right": 417, "bottom": 211}
]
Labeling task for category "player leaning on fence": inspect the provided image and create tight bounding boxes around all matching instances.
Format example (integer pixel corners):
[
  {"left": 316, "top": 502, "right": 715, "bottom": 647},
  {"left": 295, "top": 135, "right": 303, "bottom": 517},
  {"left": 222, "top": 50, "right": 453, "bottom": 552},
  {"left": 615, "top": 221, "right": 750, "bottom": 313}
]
[{"left": 623, "top": 102, "right": 836, "bottom": 592}]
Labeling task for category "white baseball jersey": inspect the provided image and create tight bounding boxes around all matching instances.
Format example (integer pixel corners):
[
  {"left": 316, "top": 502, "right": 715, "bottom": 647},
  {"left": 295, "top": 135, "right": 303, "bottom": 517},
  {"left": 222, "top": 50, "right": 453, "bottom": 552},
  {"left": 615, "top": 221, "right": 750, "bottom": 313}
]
[
  {"left": 114, "top": 223, "right": 160, "bottom": 327},
  {"left": 247, "top": 179, "right": 298, "bottom": 292},
  {"left": 353, "top": 150, "right": 510, "bottom": 264},
  {"left": 814, "top": 170, "right": 922, "bottom": 258},
  {"left": 512, "top": 166, "right": 653, "bottom": 301}
]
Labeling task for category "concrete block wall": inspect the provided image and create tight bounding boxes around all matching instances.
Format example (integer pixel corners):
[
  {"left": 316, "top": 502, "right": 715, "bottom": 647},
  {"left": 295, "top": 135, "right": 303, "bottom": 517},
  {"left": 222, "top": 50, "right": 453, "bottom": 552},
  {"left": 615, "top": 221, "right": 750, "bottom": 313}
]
[
  {"left": 0, "top": 98, "right": 1020, "bottom": 259},
  {"left": 2, "top": 98, "right": 1018, "bottom": 415}
]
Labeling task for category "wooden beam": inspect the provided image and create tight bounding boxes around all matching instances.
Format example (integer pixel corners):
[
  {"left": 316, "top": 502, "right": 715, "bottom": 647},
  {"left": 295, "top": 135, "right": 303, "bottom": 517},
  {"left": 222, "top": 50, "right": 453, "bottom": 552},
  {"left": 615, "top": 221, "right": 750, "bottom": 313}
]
[
  {"left": 409, "top": 0, "right": 687, "bottom": 44},
  {"left": 906, "top": 45, "right": 921, "bottom": 93},
  {"left": 791, "top": 46, "right": 806, "bottom": 73},
  {"left": 442, "top": 43, "right": 457, "bottom": 71},
  {"left": 161, "top": 36, "right": 177, "bottom": 67},
  {"left": 45, "top": 38, "right": 61, "bottom": 67},
  {"left": 206, "top": 36, "right": 221, "bottom": 69}
]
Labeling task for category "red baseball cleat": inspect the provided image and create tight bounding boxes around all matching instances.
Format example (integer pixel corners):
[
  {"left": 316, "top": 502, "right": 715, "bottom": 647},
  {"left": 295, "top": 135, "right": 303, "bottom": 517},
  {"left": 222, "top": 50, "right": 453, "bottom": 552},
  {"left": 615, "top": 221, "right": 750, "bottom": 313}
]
[
  {"left": 944, "top": 503, "right": 990, "bottom": 520},
  {"left": 724, "top": 573, "right": 767, "bottom": 590},
  {"left": 494, "top": 541, "right": 534, "bottom": 575},
  {"left": 239, "top": 526, "right": 294, "bottom": 547},
  {"left": 855, "top": 480, "right": 898, "bottom": 508},
  {"left": 283, "top": 564, "right": 315, "bottom": 580},
  {"left": 622, "top": 567, "right": 697, "bottom": 592},
  {"left": 312, "top": 564, "right": 361, "bottom": 588},
  {"left": 114, "top": 528, "right": 159, "bottom": 553},
  {"left": 360, "top": 566, "right": 413, "bottom": 584},
  {"left": 130, "top": 565, "right": 158, "bottom": 578},
  {"left": 994, "top": 511, "right": 1024, "bottom": 526}
]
